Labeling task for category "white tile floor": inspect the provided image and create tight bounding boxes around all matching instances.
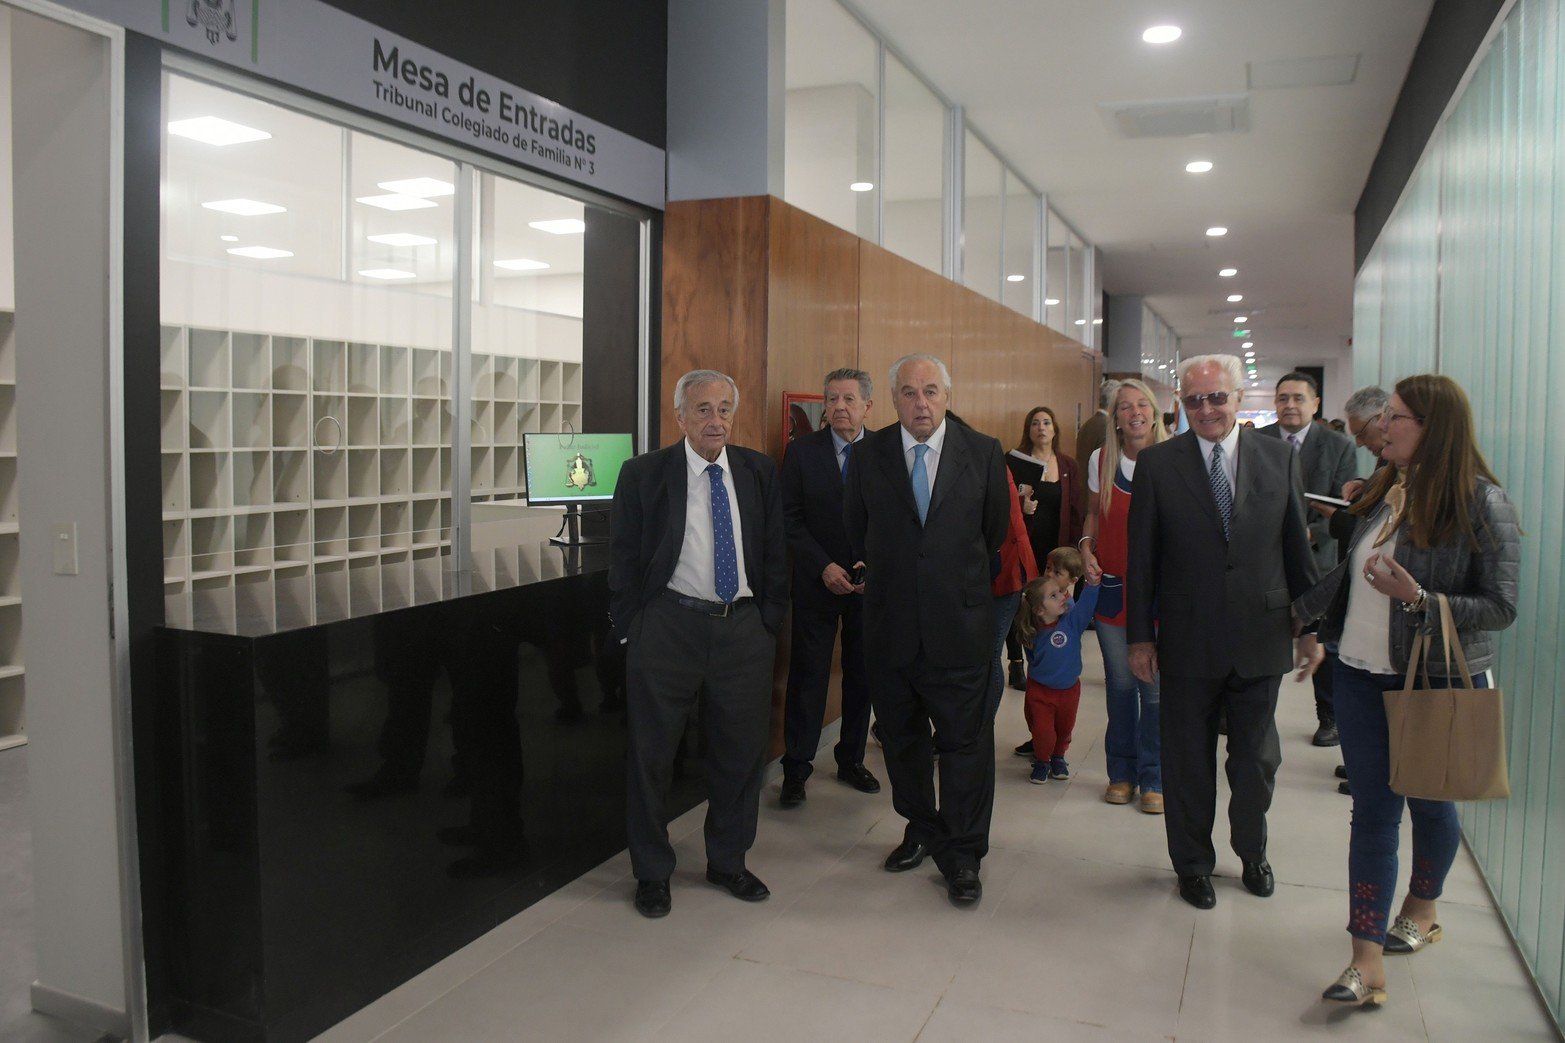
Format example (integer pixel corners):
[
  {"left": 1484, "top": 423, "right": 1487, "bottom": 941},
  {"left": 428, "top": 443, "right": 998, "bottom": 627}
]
[{"left": 316, "top": 636, "right": 1560, "bottom": 1042}]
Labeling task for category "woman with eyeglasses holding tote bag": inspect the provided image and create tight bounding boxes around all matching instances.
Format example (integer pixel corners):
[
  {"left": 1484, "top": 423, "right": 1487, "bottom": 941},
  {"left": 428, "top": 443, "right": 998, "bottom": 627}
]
[{"left": 1293, "top": 374, "right": 1520, "bottom": 1008}]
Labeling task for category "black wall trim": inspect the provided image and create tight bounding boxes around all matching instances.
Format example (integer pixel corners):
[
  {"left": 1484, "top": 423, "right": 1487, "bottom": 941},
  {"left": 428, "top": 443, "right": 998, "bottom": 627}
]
[
  {"left": 318, "top": 0, "right": 668, "bottom": 148},
  {"left": 1355, "top": 0, "right": 1507, "bottom": 269}
]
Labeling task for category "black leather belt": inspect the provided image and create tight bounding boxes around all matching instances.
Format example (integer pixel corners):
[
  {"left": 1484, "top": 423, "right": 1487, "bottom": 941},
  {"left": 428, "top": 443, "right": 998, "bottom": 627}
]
[{"left": 661, "top": 589, "right": 752, "bottom": 617}]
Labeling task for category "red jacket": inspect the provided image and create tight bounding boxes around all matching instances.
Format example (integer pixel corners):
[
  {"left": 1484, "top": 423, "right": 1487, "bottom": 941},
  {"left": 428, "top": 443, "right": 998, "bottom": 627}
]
[{"left": 992, "top": 472, "right": 1039, "bottom": 596}]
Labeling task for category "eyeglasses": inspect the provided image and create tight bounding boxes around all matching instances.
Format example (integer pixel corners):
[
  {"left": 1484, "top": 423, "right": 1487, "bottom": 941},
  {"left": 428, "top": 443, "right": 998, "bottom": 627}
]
[
  {"left": 1182, "top": 391, "right": 1233, "bottom": 411},
  {"left": 1383, "top": 411, "right": 1423, "bottom": 425}
]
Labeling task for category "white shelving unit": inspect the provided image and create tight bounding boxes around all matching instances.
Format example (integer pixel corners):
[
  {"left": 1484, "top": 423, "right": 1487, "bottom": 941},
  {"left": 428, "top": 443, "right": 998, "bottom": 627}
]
[
  {"left": 0, "top": 311, "right": 24, "bottom": 749},
  {"left": 161, "top": 324, "right": 583, "bottom": 631}
]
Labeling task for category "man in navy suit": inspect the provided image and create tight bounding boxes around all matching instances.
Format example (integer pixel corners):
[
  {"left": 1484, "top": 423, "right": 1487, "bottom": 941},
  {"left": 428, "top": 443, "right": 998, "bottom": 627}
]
[
  {"left": 779, "top": 368, "right": 880, "bottom": 807},
  {"left": 1127, "top": 354, "right": 1321, "bottom": 910},
  {"left": 844, "top": 354, "right": 1009, "bottom": 906},
  {"left": 609, "top": 370, "right": 789, "bottom": 918}
]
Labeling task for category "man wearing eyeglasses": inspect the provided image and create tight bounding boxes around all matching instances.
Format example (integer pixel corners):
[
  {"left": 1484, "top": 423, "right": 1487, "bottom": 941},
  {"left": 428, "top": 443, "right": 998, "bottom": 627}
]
[
  {"left": 1258, "top": 372, "right": 1358, "bottom": 747},
  {"left": 1126, "top": 354, "right": 1321, "bottom": 911}
]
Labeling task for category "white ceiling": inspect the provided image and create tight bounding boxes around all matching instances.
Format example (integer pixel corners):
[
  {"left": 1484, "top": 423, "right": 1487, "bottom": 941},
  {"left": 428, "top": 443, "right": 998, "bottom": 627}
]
[{"left": 835, "top": 0, "right": 1434, "bottom": 386}]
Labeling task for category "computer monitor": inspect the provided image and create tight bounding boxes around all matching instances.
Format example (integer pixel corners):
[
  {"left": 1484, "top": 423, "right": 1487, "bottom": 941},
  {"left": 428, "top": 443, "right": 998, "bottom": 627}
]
[{"left": 522, "top": 432, "right": 635, "bottom": 543}]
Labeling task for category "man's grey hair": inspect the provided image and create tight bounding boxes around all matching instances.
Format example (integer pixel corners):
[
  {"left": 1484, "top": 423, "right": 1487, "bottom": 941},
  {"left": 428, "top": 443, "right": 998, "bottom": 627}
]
[
  {"left": 824, "top": 367, "right": 873, "bottom": 399},
  {"left": 1098, "top": 378, "right": 1123, "bottom": 410},
  {"left": 672, "top": 369, "right": 740, "bottom": 413},
  {"left": 1177, "top": 354, "right": 1244, "bottom": 392},
  {"left": 888, "top": 353, "right": 952, "bottom": 394},
  {"left": 1343, "top": 385, "right": 1389, "bottom": 421}
]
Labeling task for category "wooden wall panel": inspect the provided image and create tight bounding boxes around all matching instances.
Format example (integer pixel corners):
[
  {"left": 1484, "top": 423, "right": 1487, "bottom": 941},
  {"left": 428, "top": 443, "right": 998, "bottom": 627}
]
[
  {"left": 857, "top": 241, "right": 953, "bottom": 413},
  {"left": 660, "top": 196, "right": 771, "bottom": 450},
  {"left": 764, "top": 199, "right": 861, "bottom": 462}
]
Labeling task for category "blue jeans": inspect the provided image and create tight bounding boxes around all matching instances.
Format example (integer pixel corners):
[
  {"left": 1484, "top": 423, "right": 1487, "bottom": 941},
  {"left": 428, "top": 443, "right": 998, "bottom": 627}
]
[
  {"left": 1097, "top": 622, "right": 1161, "bottom": 792},
  {"left": 1334, "top": 659, "right": 1472, "bottom": 942},
  {"left": 987, "top": 592, "right": 1022, "bottom": 723}
]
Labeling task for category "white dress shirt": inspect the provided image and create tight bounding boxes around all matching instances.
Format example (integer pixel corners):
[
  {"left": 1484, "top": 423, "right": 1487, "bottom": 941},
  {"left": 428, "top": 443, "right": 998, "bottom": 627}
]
[
  {"left": 667, "top": 440, "right": 753, "bottom": 602},
  {"left": 900, "top": 419, "right": 947, "bottom": 494},
  {"left": 1195, "top": 421, "right": 1241, "bottom": 491}
]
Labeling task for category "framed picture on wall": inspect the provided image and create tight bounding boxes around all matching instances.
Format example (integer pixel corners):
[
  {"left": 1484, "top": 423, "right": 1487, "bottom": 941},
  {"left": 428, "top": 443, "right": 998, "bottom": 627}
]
[{"left": 781, "top": 391, "right": 826, "bottom": 452}]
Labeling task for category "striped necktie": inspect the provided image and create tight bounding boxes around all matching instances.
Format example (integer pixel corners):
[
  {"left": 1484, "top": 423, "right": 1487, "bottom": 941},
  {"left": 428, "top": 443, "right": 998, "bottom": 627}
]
[{"left": 1208, "top": 442, "right": 1233, "bottom": 540}]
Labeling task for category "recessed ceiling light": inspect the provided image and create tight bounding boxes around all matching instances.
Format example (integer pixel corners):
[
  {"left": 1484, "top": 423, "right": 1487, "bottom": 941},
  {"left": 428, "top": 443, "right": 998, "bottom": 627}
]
[
  {"left": 1206, "top": 226, "right": 1228, "bottom": 237},
  {"left": 850, "top": 182, "right": 875, "bottom": 192},
  {"left": 203, "top": 197, "right": 286, "bottom": 216},
  {"left": 376, "top": 177, "right": 454, "bottom": 198},
  {"left": 1074, "top": 319, "right": 1087, "bottom": 326},
  {"left": 226, "top": 246, "right": 293, "bottom": 259},
  {"left": 1092, "top": 318, "right": 1103, "bottom": 324},
  {"left": 1219, "top": 267, "right": 1238, "bottom": 277},
  {"left": 1234, "top": 316, "right": 1248, "bottom": 323},
  {"left": 1142, "top": 25, "right": 1182, "bottom": 44},
  {"left": 356, "top": 194, "right": 438, "bottom": 211},
  {"left": 368, "top": 232, "right": 439, "bottom": 247},
  {"left": 168, "top": 116, "right": 271, "bottom": 146},
  {"left": 1006, "top": 274, "right": 1026, "bottom": 283},
  {"left": 1185, "top": 160, "right": 1214, "bottom": 174},
  {"left": 1227, "top": 294, "right": 1244, "bottom": 302},
  {"left": 358, "top": 268, "right": 417, "bottom": 280},
  {"left": 1045, "top": 298, "right": 1060, "bottom": 306},
  {"left": 494, "top": 258, "right": 551, "bottom": 271},
  {"left": 219, "top": 235, "right": 239, "bottom": 242},
  {"left": 1242, "top": 341, "right": 1254, "bottom": 348},
  {"left": 529, "top": 218, "right": 586, "bottom": 235}
]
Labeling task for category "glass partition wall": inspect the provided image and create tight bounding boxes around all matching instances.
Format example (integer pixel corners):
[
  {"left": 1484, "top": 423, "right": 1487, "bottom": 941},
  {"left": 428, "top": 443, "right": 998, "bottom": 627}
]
[{"left": 160, "top": 70, "right": 638, "bottom": 631}]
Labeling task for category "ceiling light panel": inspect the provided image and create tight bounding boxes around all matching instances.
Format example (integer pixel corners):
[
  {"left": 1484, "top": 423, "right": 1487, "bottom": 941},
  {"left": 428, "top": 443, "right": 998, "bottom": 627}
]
[
  {"left": 1142, "top": 25, "right": 1182, "bottom": 44},
  {"left": 203, "top": 198, "right": 286, "bottom": 216},
  {"left": 1247, "top": 54, "right": 1361, "bottom": 91},
  {"left": 1186, "top": 160, "right": 1214, "bottom": 174},
  {"left": 850, "top": 182, "right": 874, "bottom": 192},
  {"left": 368, "top": 233, "right": 438, "bottom": 247},
  {"left": 358, "top": 268, "right": 417, "bottom": 280},
  {"left": 1219, "top": 268, "right": 1238, "bottom": 277},
  {"left": 1206, "top": 226, "right": 1228, "bottom": 237},
  {"left": 168, "top": 116, "right": 272, "bottom": 146},
  {"left": 377, "top": 177, "right": 455, "bottom": 197},
  {"left": 227, "top": 246, "right": 293, "bottom": 259},
  {"left": 528, "top": 218, "right": 587, "bottom": 235},
  {"left": 1228, "top": 294, "right": 1244, "bottom": 302},
  {"left": 494, "top": 258, "right": 551, "bottom": 271},
  {"left": 356, "top": 194, "right": 439, "bottom": 211}
]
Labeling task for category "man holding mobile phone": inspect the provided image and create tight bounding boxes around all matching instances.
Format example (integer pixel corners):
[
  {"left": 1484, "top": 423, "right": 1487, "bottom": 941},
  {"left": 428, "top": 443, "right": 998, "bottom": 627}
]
[{"left": 778, "top": 368, "right": 880, "bottom": 807}]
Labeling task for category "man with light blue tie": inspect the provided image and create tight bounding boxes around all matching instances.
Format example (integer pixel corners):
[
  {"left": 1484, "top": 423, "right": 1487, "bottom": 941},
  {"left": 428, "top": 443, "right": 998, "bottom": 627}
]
[
  {"left": 844, "top": 354, "right": 1010, "bottom": 906},
  {"left": 609, "top": 370, "right": 788, "bottom": 918}
]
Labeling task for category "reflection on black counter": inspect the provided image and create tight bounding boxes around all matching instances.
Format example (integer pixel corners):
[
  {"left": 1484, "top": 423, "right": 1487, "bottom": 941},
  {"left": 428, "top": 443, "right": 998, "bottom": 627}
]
[{"left": 152, "top": 531, "right": 704, "bottom": 1042}]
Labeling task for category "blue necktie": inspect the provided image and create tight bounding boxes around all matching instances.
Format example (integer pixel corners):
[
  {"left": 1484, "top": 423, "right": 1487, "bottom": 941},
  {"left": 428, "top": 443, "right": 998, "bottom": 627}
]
[
  {"left": 1208, "top": 442, "right": 1233, "bottom": 541},
  {"left": 911, "top": 444, "right": 931, "bottom": 525},
  {"left": 840, "top": 441, "right": 853, "bottom": 483},
  {"left": 707, "top": 463, "right": 739, "bottom": 603}
]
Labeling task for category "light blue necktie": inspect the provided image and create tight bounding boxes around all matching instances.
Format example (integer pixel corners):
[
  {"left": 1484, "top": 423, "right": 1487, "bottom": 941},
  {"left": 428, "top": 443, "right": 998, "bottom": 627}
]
[
  {"left": 1208, "top": 442, "right": 1234, "bottom": 541},
  {"left": 911, "top": 444, "right": 931, "bottom": 525},
  {"left": 707, "top": 463, "right": 739, "bottom": 603},
  {"left": 1288, "top": 432, "right": 1301, "bottom": 451}
]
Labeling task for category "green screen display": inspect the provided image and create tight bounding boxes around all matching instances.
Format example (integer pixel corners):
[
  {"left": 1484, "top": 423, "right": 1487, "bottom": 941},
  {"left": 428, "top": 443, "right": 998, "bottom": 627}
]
[{"left": 522, "top": 432, "right": 636, "bottom": 505}]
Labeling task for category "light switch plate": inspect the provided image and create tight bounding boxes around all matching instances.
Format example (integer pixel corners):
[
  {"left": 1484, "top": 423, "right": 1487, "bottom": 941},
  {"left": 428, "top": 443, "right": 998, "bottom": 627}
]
[{"left": 51, "top": 522, "right": 79, "bottom": 575}]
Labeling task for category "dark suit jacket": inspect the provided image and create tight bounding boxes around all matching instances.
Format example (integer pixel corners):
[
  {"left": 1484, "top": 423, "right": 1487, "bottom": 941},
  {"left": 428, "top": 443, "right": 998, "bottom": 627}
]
[
  {"left": 1126, "top": 427, "right": 1319, "bottom": 679},
  {"left": 1257, "top": 421, "right": 1357, "bottom": 574},
  {"left": 608, "top": 440, "right": 788, "bottom": 640},
  {"left": 781, "top": 426, "right": 857, "bottom": 612},
  {"left": 844, "top": 420, "right": 1010, "bottom": 670}
]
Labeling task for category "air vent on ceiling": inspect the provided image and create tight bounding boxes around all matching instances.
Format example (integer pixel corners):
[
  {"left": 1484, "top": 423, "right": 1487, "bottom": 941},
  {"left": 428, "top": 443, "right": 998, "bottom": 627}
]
[
  {"left": 1247, "top": 54, "right": 1360, "bottom": 90},
  {"left": 1100, "top": 93, "right": 1250, "bottom": 139}
]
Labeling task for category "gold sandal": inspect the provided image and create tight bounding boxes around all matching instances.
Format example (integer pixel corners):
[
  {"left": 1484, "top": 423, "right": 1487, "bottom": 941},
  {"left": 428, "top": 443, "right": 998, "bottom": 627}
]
[
  {"left": 1384, "top": 915, "right": 1442, "bottom": 954},
  {"left": 1322, "top": 966, "right": 1387, "bottom": 1007}
]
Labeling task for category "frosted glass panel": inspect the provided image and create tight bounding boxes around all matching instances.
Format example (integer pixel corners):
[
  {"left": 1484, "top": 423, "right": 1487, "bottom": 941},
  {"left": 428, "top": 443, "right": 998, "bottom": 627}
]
[{"left": 1356, "top": 0, "right": 1564, "bottom": 1025}]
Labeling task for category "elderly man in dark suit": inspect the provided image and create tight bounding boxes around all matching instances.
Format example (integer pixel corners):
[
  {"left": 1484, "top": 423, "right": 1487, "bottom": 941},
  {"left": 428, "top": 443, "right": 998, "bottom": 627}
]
[
  {"left": 1127, "top": 354, "right": 1321, "bottom": 910},
  {"left": 609, "top": 369, "right": 788, "bottom": 919},
  {"left": 778, "top": 368, "right": 880, "bottom": 807},
  {"left": 844, "top": 353, "right": 1009, "bottom": 906},
  {"left": 1258, "top": 371, "right": 1358, "bottom": 747}
]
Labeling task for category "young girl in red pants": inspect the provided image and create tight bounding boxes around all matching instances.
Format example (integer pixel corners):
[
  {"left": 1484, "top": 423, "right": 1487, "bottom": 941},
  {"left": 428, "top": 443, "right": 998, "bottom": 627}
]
[{"left": 1015, "top": 562, "right": 1101, "bottom": 783}]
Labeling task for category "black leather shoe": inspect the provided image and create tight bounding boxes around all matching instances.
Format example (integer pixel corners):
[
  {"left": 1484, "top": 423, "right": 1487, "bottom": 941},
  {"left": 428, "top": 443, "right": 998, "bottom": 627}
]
[
  {"left": 1313, "top": 721, "right": 1340, "bottom": 747},
  {"left": 883, "top": 839, "right": 927, "bottom": 872},
  {"left": 836, "top": 764, "right": 881, "bottom": 794},
  {"left": 1338, "top": 780, "right": 1352, "bottom": 796},
  {"left": 1007, "top": 661, "right": 1026, "bottom": 691},
  {"left": 946, "top": 868, "right": 982, "bottom": 906},
  {"left": 1179, "top": 874, "right": 1216, "bottom": 909},
  {"left": 1013, "top": 740, "right": 1034, "bottom": 758},
  {"left": 779, "top": 777, "right": 806, "bottom": 807},
  {"left": 634, "top": 879, "right": 671, "bottom": 918},
  {"left": 1241, "top": 860, "right": 1275, "bottom": 897},
  {"left": 705, "top": 867, "right": 770, "bottom": 901},
  {"left": 1334, "top": 764, "right": 1349, "bottom": 780}
]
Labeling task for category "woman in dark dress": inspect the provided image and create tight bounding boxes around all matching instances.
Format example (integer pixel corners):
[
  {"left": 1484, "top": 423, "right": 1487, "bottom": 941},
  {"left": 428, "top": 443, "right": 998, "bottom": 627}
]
[{"left": 1003, "top": 406, "right": 1081, "bottom": 687}]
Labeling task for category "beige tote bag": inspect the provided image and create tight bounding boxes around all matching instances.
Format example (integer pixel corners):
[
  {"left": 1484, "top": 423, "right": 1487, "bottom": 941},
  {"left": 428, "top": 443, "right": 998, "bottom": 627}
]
[{"left": 1383, "top": 594, "right": 1511, "bottom": 802}]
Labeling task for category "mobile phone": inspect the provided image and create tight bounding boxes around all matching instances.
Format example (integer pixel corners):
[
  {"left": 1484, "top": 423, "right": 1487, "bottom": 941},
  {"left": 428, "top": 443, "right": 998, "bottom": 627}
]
[{"left": 850, "top": 564, "right": 866, "bottom": 585}]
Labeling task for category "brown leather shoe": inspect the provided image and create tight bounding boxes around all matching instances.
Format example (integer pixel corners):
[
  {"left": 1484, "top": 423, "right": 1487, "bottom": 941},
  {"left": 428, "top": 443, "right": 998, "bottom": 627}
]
[
  {"left": 1139, "top": 791, "right": 1165, "bottom": 815},
  {"left": 1104, "top": 781, "right": 1134, "bottom": 805}
]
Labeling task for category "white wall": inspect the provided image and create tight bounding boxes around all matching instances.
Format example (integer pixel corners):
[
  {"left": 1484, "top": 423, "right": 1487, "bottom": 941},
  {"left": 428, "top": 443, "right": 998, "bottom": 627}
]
[
  {"left": 10, "top": 9, "right": 128, "bottom": 1035},
  {"left": 0, "top": 9, "right": 15, "bottom": 312}
]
